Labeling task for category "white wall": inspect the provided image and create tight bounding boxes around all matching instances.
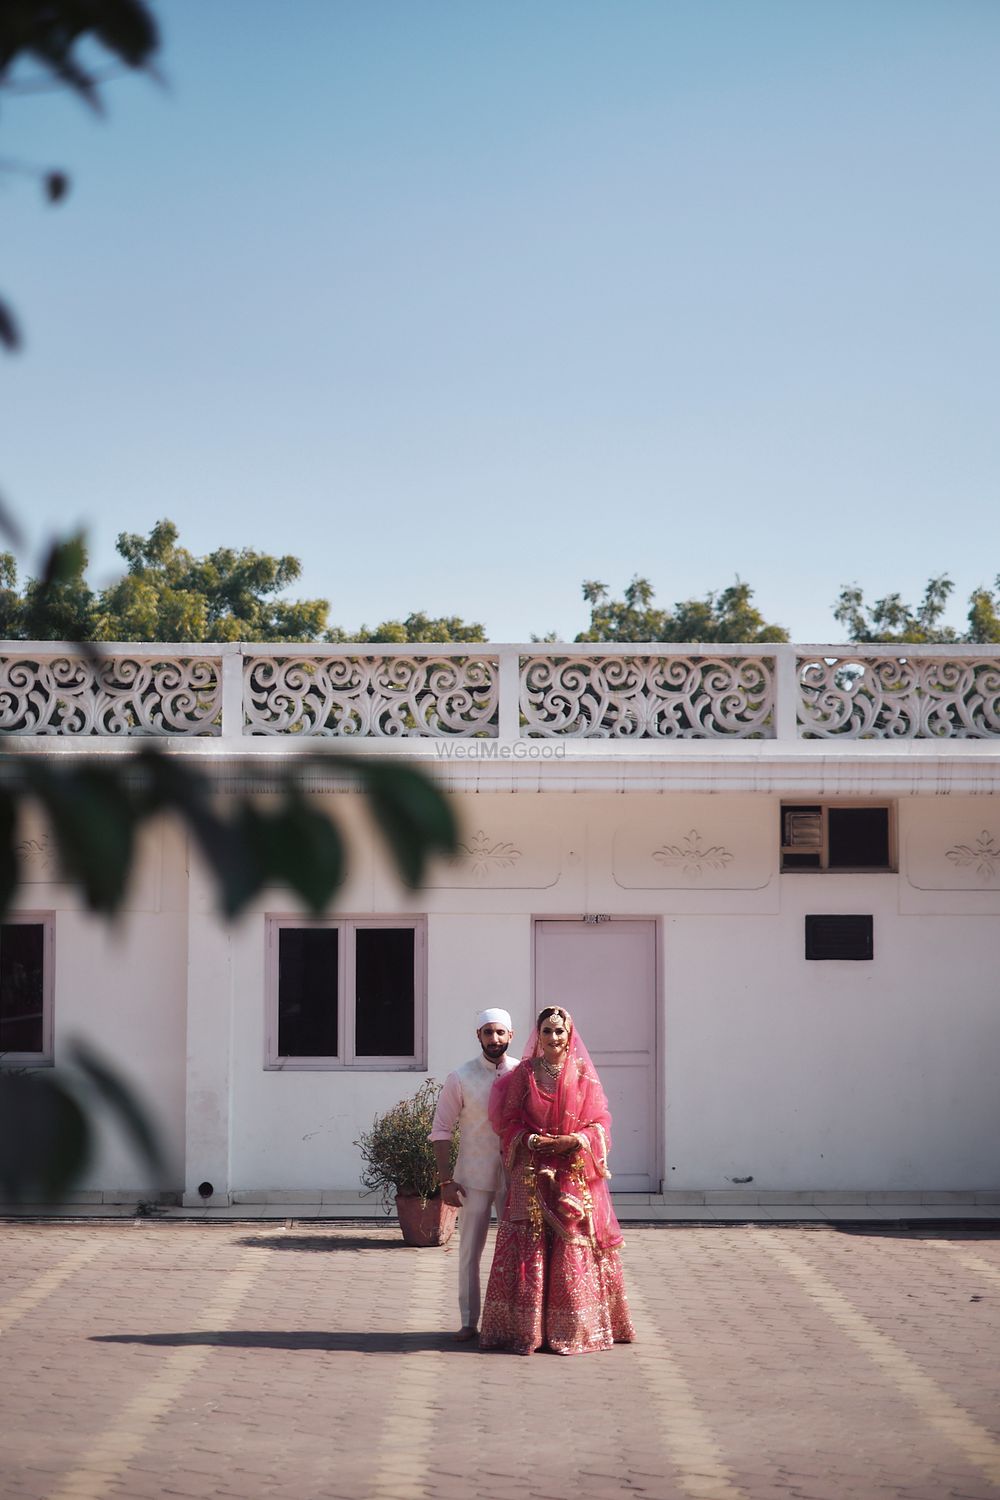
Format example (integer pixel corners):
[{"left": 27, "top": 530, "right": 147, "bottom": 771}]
[
  {"left": 30, "top": 788, "right": 1000, "bottom": 1197},
  {"left": 226, "top": 910, "right": 532, "bottom": 1191},
  {"left": 664, "top": 881, "right": 1000, "bottom": 1190},
  {"left": 18, "top": 821, "right": 189, "bottom": 1195}
]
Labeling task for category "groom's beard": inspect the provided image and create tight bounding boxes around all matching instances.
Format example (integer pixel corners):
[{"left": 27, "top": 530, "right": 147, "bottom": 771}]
[{"left": 482, "top": 1041, "right": 509, "bottom": 1061}]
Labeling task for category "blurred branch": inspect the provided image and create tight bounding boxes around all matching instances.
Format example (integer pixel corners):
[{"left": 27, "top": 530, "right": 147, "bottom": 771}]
[{"left": 0, "top": 1039, "right": 165, "bottom": 1204}]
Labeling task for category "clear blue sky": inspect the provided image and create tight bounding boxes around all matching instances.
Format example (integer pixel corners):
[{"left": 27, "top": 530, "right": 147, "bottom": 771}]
[{"left": 2, "top": 0, "right": 998, "bottom": 641}]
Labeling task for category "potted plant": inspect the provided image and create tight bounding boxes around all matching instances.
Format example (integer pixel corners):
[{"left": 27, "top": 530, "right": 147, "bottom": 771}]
[{"left": 355, "top": 1078, "right": 459, "bottom": 1246}]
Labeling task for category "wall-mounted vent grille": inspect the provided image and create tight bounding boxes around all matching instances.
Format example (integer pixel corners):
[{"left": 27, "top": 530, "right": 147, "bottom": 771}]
[
  {"left": 783, "top": 807, "right": 823, "bottom": 848},
  {"left": 805, "top": 914, "right": 873, "bottom": 961}
]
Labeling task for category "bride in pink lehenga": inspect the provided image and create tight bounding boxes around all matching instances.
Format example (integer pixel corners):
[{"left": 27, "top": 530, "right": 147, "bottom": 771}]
[{"left": 479, "top": 1006, "right": 636, "bottom": 1356}]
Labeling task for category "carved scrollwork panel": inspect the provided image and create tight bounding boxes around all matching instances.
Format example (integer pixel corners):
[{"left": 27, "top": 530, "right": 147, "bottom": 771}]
[
  {"left": 0, "top": 655, "right": 222, "bottom": 736},
  {"left": 519, "top": 655, "right": 775, "bottom": 738},
  {"left": 243, "top": 655, "right": 498, "bottom": 736},
  {"left": 798, "top": 657, "right": 1000, "bottom": 738}
]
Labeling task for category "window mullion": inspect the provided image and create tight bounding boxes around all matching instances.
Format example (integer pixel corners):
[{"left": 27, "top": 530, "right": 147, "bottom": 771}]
[{"left": 343, "top": 920, "right": 355, "bottom": 1065}]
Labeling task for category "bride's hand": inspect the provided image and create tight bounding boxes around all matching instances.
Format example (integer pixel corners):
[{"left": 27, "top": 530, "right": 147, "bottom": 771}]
[
  {"left": 545, "top": 1134, "right": 576, "bottom": 1155},
  {"left": 529, "top": 1133, "right": 576, "bottom": 1154}
]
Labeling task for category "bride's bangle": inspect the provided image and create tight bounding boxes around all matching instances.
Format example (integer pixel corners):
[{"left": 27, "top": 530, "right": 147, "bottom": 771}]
[{"left": 528, "top": 1134, "right": 543, "bottom": 1151}]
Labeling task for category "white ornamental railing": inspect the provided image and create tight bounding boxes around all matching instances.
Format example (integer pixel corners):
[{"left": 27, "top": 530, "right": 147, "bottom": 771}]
[
  {"left": 0, "top": 651, "right": 223, "bottom": 736},
  {"left": 0, "top": 642, "right": 998, "bottom": 742}
]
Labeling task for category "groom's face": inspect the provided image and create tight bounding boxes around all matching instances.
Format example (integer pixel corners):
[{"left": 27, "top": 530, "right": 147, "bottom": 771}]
[{"left": 478, "top": 1024, "right": 512, "bottom": 1061}]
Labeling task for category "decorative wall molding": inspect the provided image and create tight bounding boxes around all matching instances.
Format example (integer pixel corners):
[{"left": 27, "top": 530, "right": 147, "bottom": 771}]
[
  {"left": 945, "top": 830, "right": 1000, "bottom": 884},
  {"left": 652, "top": 830, "right": 735, "bottom": 879},
  {"left": 612, "top": 798, "right": 774, "bottom": 891},
  {"left": 16, "top": 832, "right": 59, "bottom": 881},
  {"left": 454, "top": 829, "right": 523, "bottom": 880},
  {"left": 423, "top": 798, "right": 561, "bottom": 890},
  {"left": 902, "top": 801, "right": 1000, "bottom": 903}
]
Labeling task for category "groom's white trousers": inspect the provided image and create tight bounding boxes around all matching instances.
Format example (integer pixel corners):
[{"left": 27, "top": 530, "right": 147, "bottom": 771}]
[{"left": 457, "top": 1187, "right": 500, "bottom": 1328}]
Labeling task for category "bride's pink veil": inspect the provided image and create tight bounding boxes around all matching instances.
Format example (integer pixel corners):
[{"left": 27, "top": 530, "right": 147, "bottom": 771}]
[{"left": 490, "top": 1008, "right": 624, "bottom": 1250}]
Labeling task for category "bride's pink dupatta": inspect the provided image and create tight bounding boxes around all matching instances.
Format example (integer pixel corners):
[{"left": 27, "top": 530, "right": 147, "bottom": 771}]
[{"left": 489, "top": 1012, "right": 624, "bottom": 1251}]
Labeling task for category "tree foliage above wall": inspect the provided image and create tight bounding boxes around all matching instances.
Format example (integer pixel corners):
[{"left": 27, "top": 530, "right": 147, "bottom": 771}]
[
  {"left": 833, "top": 575, "right": 1000, "bottom": 644},
  {"left": 575, "top": 576, "right": 790, "bottom": 644}
]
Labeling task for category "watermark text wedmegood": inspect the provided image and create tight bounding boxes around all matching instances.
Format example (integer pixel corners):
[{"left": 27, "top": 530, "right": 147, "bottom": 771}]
[{"left": 434, "top": 740, "right": 566, "bottom": 759}]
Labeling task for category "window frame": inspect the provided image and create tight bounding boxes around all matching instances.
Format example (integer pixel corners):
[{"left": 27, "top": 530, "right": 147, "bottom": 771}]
[
  {"left": 265, "top": 915, "right": 426, "bottom": 1071},
  {"left": 780, "top": 801, "right": 897, "bottom": 874},
  {"left": 0, "top": 912, "right": 55, "bottom": 1066}
]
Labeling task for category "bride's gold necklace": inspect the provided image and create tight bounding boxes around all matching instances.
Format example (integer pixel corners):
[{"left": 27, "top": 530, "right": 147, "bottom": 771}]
[{"left": 539, "top": 1054, "right": 565, "bottom": 1081}]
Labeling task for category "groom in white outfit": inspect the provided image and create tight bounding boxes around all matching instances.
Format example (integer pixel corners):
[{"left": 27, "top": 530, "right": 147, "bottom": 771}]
[{"left": 428, "top": 1008, "right": 517, "bottom": 1341}]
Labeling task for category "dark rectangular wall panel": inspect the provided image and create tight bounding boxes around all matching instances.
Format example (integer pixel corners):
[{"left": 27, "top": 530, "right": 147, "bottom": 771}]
[{"left": 805, "top": 914, "right": 874, "bottom": 961}]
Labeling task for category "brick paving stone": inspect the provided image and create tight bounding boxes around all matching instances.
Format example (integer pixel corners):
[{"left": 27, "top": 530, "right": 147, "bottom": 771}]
[{"left": 1, "top": 1222, "right": 1000, "bottom": 1499}]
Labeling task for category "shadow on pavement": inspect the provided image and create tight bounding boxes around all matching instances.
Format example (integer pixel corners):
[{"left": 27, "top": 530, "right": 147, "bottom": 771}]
[
  {"left": 90, "top": 1329, "right": 466, "bottom": 1352},
  {"left": 234, "top": 1234, "right": 416, "bottom": 1252}
]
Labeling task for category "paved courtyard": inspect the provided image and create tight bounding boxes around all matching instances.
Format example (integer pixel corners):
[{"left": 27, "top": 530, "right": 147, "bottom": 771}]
[{"left": 1, "top": 1221, "right": 998, "bottom": 1500}]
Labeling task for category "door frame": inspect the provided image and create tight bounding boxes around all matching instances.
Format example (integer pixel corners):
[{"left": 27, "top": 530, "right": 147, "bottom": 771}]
[{"left": 530, "top": 914, "right": 663, "bottom": 1195}]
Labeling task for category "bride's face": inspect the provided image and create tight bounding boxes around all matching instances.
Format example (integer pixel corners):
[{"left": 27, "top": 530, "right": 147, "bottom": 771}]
[{"left": 539, "top": 1015, "right": 569, "bottom": 1063}]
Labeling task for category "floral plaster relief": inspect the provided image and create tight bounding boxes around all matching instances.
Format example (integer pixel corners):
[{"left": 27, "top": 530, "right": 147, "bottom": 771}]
[
  {"left": 653, "top": 830, "right": 734, "bottom": 879},
  {"left": 16, "top": 831, "right": 60, "bottom": 882},
  {"left": 945, "top": 831, "right": 1000, "bottom": 884},
  {"left": 426, "top": 824, "right": 561, "bottom": 889},
  {"left": 904, "top": 801, "right": 1000, "bottom": 892},
  {"left": 613, "top": 803, "right": 773, "bottom": 890},
  {"left": 456, "top": 829, "right": 523, "bottom": 879}
]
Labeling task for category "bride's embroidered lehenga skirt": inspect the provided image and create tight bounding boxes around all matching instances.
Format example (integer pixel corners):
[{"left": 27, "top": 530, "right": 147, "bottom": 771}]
[
  {"left": 482, "top": 1046, "right": 636, "bottom": 1355},
  {"left": 480, "top": 1218, "right": 634, "bottom": 1355}
]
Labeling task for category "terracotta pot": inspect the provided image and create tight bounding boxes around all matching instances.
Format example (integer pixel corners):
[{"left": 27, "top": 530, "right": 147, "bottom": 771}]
[{"left": 394, "top": 1192, "right": 458, "bottom": 1247}]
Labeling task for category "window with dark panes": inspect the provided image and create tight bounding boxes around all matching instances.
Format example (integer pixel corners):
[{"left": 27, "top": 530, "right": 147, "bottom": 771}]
[
  {"left": 268, "top": 917, "right": 424, "bottom": 1069},
  {"left": 277, "top": 927, "right": 338, "bottom": 1057},
  {"left": 0, "top": 923, "right": 46, "bottom": 1055},
  {"left": 355, "top": 927, "right": 415, "bottom": 1057},
  {"left": 828, "top": 807, "right": 890, "bottom": 869},
  {"left": 781, "top": 803, "right": 894, "bottom": 872}
]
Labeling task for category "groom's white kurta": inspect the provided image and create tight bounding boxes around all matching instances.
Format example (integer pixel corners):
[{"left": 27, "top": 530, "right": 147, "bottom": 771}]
[{"left": 429, "top": 1051, "right": 517, "bottom": 1327}]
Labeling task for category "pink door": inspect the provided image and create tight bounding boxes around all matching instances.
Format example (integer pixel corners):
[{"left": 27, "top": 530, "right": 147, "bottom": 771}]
[{"left": 533, "top": 919, "right": 657, "bottom": 1192}]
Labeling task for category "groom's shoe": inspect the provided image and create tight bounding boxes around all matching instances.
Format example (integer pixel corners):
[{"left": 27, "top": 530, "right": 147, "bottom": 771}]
[{"left": 452, "top": 1325, "right": 478, "bottom": 1342}]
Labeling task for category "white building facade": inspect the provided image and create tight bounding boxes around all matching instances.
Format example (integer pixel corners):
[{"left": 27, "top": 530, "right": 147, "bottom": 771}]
[{"left": 2, "top": 642, "right": 998, "bottom": 1207}]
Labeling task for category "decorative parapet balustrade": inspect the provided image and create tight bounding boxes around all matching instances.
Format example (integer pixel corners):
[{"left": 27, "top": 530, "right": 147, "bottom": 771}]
[
  {"left": 519, "top": 654, "right": 773, "bottom": 737},
  {"left": 0, "top": 651, "right": 222, "bottom": 736},
  {"left": 0, "top": 642, "right": 998, "bottom": 742},
  {"left": 244, "top": 654, "right": 498, "bottom": 737},
  {"left": 797, "top": 654, "right": 1000, "bottom": 738}
]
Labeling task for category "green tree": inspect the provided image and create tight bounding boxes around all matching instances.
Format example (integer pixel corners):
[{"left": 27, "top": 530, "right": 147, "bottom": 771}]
[
  {"left": 0, "top": 552, "right": 24, "bottom": 636},
  {"left": 966, "top": 585, "right": 1000, "bottom": 644},
  {"left": 832, "top": 576, "right": 958, "bottom": 643},
  {"left": 1, "top": 520, "right": 490, "bottom": 645},
  {"left": 92, "top": 519, "right": 330, "bottom": 642},
  {"left": 576, "top": 576, "right": 788, "bottom": 644},
  {"left": 20, "top": 532, "right": 96, "bottom": 640},
  {"left": 328, "top": 610, "right": 487, "bottom": 645}
]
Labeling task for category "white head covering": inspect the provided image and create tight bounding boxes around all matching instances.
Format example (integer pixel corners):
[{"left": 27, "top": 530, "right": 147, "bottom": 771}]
[{"left": 476, "top": 1007, "right": 513, "bottom": 1031}]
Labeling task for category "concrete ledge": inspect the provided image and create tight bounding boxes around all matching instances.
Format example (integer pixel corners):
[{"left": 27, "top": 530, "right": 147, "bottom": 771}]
[
  {"left": 654, "top": 1190, "right": 1000, "bottom": 1208},
  {"left": 6, "top": 1188, "right": 998, "bottom": 1222},
  {"left": 232, "top": 1190, "right": 324, "bottom": 1205}
]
